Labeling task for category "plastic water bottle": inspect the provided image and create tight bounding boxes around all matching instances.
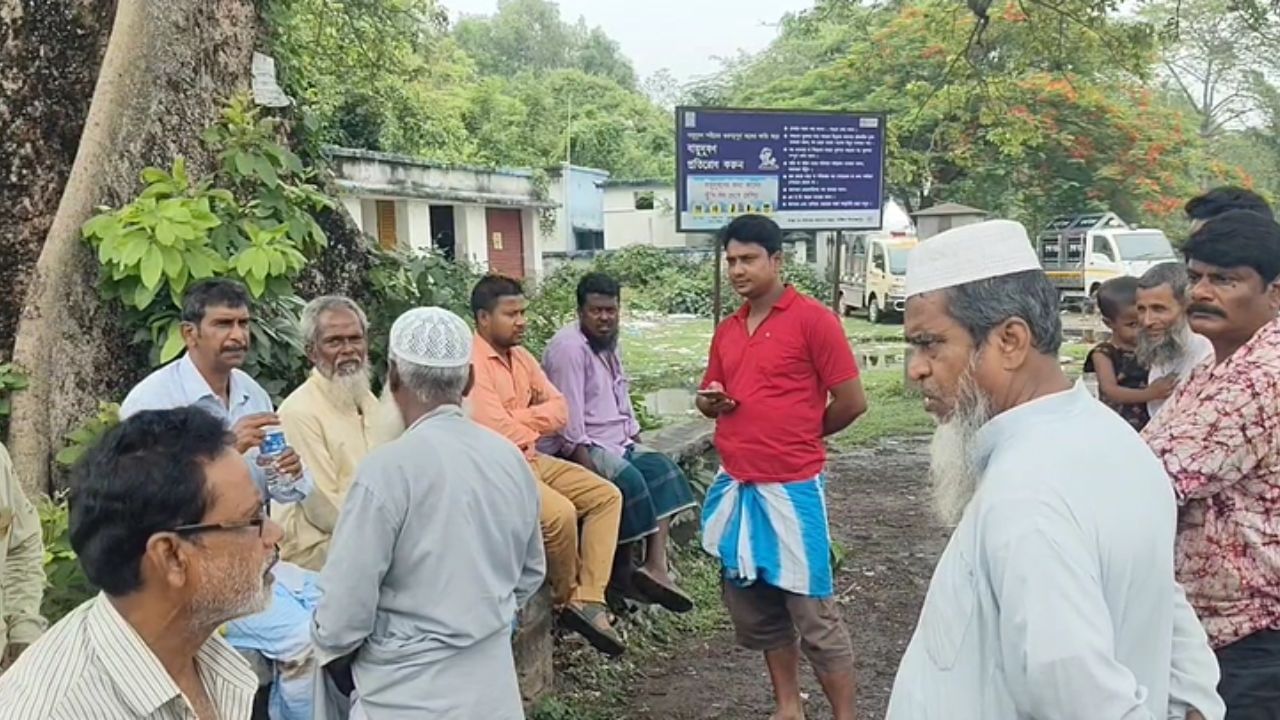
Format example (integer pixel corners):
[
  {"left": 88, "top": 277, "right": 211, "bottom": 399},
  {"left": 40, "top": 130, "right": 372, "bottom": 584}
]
[{"left": 259, "top": 426, "right": 289, "bottom": 496}]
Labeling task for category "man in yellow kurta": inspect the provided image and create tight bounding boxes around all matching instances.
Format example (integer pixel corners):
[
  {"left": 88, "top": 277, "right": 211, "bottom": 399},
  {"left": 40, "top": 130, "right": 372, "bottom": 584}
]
[
  {"left": 0, "top": 441, "right": 45, "bottom": 672},
  {"left": 276, "top": 296, "right": 380, "bottom": 571}
]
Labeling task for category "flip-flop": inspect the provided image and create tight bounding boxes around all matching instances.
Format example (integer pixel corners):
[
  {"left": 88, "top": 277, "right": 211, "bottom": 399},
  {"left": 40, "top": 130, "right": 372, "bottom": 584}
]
[
  {"left": 631, "top": 568, "right": 695, "bottom": 613},
  {"left": 559, "top": 603, "right": 626, "bottom": 656}
]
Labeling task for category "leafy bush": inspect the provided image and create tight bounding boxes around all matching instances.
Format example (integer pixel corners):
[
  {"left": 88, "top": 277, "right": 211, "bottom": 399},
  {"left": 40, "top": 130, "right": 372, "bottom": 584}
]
[
  {"left": 54, "top": 402, "right": 121, "bottom": 468},
  {"left": 0, "top": 363, "right": 27, "bottom": 441},
  {"left": 81, "top": 95, "right": 334, "bottom": 398},
  {"left": 38, "top": 497, "right": 96, "bottom": 623},
  {"left": 364, "top": 248, "right": 480, "bottom": 383}
]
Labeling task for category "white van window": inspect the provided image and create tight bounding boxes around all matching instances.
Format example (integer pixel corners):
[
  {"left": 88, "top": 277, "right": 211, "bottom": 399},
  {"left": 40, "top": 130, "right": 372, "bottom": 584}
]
[
  {"left": 872, "top": 245, "right": 887, "bottom": 272},
  {"left": 888, "top": 248, "right": 910, "bottom": 274},
  {"left": 1092, "top": 235, "right": 1117, "bottom": 262},
  {"left": 1115, "top": 231, "right": 1176, "bottom": 261}
]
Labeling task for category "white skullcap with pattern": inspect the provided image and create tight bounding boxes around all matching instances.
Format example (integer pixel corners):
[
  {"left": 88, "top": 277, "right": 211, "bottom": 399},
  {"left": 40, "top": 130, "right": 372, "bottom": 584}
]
[{"left": 388, "top": 306, "right": 473, "bottom": 368}]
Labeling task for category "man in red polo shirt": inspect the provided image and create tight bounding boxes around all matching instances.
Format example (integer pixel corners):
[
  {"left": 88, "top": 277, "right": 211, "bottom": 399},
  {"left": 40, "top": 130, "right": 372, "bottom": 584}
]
[{"left": 698, "top": 214, "right": 867, "bottom": 720}]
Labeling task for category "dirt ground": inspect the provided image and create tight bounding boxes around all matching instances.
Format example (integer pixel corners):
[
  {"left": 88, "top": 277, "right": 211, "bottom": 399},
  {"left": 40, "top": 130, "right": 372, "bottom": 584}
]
[{"left": 621, "top": 438, "right": 947, "bottom": 720}]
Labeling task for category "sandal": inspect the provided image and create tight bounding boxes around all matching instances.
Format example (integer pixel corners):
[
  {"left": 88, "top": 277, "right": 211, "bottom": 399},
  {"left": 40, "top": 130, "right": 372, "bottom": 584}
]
[
  {"left": 559, "top": 603, "right": 626, "bottom": 656},
  {"left": 631, "top": 568, "right": 695, "bottom": 613}
]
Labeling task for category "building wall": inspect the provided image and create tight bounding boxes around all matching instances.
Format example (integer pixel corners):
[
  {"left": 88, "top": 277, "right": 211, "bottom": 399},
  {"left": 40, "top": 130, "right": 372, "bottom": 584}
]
[
  {"left": 542, "top": 165, "right": 609, "bottom": 253},
  {"left": 602, "top": 184, "right": 683, "bottom": 249}
]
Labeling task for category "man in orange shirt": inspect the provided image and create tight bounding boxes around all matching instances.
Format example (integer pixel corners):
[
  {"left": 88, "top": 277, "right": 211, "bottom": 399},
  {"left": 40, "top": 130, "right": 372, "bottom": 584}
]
[{"left": 468, "top": 274, "right": 626, "bottom": 656}]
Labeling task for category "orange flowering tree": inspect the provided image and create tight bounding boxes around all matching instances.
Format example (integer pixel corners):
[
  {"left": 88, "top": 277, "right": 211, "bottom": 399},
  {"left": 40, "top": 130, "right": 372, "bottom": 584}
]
[{"left": 721, "top": 0, "right": 1250, "bottom": 234}]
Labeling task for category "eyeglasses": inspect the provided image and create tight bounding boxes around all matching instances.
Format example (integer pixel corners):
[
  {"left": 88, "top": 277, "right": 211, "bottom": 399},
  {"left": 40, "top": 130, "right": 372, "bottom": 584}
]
[{"left": 171, "top": 516, "right": 267, "bottom": 538}]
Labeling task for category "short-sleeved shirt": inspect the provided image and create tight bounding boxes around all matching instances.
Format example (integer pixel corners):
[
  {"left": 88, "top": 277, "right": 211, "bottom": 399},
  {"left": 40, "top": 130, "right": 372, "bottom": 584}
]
[
  {"left": 1084, "top": 341, "right": 1150, "bottom": 431},
  {"left": 700, "top": 286, "right": 859, "bottom": 482}
]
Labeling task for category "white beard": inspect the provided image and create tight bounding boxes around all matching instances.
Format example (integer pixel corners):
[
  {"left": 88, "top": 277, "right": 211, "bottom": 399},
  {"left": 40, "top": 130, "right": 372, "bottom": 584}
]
[
  {"left": 1136, "top": 316, "right": 1192, "bottom": 369},
  {"left": 928, "top": 368, "right": 993, "bottom": 526},
  {"left": 369, "top": 384, "right": 407, "bottom": 447},
  {"left": 329, "top": 365, "right": 372, "bottom": 409}
]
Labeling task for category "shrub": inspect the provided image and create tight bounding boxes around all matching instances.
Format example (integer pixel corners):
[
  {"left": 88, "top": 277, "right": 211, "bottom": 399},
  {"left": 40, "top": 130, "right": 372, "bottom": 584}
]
[{"left": 38, "top": 497, "right": 96, "bottom": 623}]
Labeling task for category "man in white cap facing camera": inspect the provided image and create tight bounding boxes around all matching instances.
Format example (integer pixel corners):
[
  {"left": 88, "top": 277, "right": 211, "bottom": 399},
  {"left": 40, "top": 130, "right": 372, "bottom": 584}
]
[
  {"left": 312, "top": 306, "right": 546, "bottom": 719},
  {"left": 887, "top": 220, "right": 1223, "bottom": 719}
]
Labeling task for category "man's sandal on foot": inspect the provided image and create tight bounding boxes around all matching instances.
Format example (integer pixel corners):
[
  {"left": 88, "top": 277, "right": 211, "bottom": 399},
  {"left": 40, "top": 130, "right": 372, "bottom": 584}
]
[
  {"left": 560, "top": 603, "right": 626, "bottom": 656},
  {"left": 631, "top": 568, "right": 695, "bottom": 613}
]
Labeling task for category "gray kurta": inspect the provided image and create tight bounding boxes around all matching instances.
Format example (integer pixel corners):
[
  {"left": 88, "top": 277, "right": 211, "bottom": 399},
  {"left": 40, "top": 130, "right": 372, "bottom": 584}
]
[{"left": 312, "top": 405, "right": 545, "bottom": 719}]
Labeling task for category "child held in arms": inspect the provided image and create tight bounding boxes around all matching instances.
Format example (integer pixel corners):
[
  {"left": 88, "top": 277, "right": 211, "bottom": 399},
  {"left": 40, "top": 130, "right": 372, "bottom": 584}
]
[{"left": 1085, "top": 276, "right": 1176, "bottom": 431}]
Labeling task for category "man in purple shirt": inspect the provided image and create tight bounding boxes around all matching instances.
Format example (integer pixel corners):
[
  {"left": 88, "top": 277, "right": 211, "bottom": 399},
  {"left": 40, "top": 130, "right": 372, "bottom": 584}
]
[{"left": 540, "top": 272, "right": 698, "bottom": 613}]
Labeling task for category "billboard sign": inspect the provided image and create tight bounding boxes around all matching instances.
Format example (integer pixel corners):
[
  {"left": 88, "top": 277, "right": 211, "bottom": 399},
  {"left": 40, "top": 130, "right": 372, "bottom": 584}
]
[{"left": 675, "top": 106, "right": 886, "bottom": 232}]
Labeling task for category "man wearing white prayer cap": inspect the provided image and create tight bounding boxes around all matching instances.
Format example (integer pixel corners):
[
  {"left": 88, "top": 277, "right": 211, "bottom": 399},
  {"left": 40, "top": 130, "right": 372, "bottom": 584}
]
[
  {"left": 887, "top": 220, "right": 1224, "bottom": 720},
  {"left": 312, "top": 306, "right": 546, "bottom": 720}
]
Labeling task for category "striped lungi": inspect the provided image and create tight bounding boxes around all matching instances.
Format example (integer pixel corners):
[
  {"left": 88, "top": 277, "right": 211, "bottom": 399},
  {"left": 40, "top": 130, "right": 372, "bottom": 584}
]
[{"left": 700, "top": 469, "right": 834, "bottom": 598}]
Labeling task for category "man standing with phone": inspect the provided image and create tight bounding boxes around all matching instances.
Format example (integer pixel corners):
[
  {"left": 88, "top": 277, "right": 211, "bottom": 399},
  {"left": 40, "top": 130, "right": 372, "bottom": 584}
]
[{"left": 698, "top": 214, "right": 867, "bottom": 720}]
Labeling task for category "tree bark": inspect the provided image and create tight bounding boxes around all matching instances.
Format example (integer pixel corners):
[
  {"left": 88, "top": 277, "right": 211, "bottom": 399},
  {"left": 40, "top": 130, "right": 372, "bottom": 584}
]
[
  {"left": 7, "top": 0, "right": 260, "bottom": 496},
  {"left": 0, "top": 0, "right": 117, "bottom": 363}
]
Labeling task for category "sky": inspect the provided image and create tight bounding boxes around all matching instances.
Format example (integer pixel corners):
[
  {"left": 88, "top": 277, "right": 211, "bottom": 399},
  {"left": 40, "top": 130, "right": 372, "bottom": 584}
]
[{"left": 445, "top": 0, "right": 816, "bottom": 83}]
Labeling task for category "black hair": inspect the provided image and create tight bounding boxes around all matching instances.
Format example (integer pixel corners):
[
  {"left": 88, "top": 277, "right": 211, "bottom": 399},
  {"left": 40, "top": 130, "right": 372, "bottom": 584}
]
[
  {"left": 1185, "top": 186, "right": 1274, "bottom": 222},
  {"left": 181, "top": 278, "right": 251, "bottom": 325},
  {"left": 946, "top": 269, "right": 1063, "bottom": 354},
  {"left": 1095, "top": 276, "right": 1139, "bottom": 321},
  {"left": 69, "top": 407, "right": 233, "bottom": 596},
  {"left": 576, "top": 272, "right": 621, "bottom": 309},
  {"left": 720, "top": 214, "right": 783, "bottom": 255},
  {"left": 1182, "top": 209, "right": 1280, "bottom": 284},
  {"left": 469, "top": 274, "right": 525, "bottom": 319}
]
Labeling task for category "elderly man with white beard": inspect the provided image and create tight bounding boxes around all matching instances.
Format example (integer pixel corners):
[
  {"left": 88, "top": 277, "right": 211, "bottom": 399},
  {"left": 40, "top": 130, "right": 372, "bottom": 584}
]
[
  {"left": 886, "top": 220, "right": 1224, "bottom": 720},
  {"left": 276, "top": 296, "right": 380, "bottom": 572},
  {"left": 1136, "top": 263, "right": 1215, "bottom": 420}
]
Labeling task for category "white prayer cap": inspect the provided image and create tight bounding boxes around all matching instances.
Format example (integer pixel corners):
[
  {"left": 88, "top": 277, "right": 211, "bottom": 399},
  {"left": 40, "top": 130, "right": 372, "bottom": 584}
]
[
  {"left": 388, "top": 306, "right": 473, "bottom": 368},
  {"left": 905, "top": 219, "right": 1042, "bottom": 298}
]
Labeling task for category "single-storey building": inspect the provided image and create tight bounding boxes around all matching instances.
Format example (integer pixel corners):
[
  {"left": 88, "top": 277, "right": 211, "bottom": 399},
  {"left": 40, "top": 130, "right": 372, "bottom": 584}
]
[{"left": 327, "top": 146, "right": 555, "bottom": 279}]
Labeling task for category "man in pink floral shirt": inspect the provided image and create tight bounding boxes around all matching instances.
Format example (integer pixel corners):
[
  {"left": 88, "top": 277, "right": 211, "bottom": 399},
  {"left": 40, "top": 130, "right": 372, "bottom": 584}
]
[{"left": 1144, "top": 209, "right": 1280, "bottom": 717}]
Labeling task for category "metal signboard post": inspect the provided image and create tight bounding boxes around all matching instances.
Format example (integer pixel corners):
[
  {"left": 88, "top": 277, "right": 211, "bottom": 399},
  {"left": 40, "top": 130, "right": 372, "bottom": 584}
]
[{"left": 673, "top": 107, "right": 887, "bottom": 323}]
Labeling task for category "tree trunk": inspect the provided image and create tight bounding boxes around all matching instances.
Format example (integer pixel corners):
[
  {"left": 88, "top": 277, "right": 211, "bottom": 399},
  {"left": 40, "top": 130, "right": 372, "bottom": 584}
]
[
  {"left": 7, "top": 0, "right": 260, "bottom": 496},
  {"left": 0, "top": 0, "right": 117, "bottom": 364}
]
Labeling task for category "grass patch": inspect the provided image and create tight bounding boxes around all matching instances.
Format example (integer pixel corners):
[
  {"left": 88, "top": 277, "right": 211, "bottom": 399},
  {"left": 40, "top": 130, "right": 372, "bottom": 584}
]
[
  {"left": 529, "top": 548, "right": 728, "bottom": 720},
  {"left": 833, "top": 369, "right": 933, "bottom": 449}
]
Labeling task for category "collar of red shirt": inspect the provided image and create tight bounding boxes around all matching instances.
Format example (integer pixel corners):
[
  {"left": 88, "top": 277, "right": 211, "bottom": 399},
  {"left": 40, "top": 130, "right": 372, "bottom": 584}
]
[{"left": 733, "top": 284, "right": 798, "bottom": 319}]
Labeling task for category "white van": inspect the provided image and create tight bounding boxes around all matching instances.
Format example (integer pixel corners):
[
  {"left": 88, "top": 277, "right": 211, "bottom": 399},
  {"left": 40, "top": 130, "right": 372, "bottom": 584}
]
[{"left": 1036, "top": 212, "right": 1177, "bottom": 307}]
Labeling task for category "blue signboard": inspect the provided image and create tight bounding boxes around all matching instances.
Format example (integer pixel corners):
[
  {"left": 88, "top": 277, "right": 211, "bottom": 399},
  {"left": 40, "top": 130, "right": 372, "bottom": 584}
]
[{"left": 675, "top": 106, "right": 886, "bottom": 232}]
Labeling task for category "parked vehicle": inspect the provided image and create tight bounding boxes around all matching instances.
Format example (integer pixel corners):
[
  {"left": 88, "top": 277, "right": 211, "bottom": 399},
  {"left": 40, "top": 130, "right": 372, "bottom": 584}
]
[
  {"left": 837, "top": 232, "right": 918, "bottom": 323},
  {"left": 1036, "top": 212, "right": 1177, "bottom": 308}
]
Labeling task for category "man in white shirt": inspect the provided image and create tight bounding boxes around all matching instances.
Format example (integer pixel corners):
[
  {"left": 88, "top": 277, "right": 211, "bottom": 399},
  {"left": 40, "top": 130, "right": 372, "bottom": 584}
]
[
  {"left": 1136, "top": 262, "right": 1215, "bottom": 419},
  {"left": 0, "top": 407, "right": 278, "bottom": 719},
  {"left": 887, "top": 220, "right": 1223, "bottom": 720}
]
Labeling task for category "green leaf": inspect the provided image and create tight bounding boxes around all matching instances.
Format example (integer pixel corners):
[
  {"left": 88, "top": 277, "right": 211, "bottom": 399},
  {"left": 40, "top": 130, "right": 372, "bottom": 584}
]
[
  {"left": 184, "top": 249, "right": 214, "bottom": 278},
  {"left": 154, "top": 220, "right": 176, "bottom": 246},
  {"left": 120, "top": 232, "right": 151, "bottom": 266},
  {"left": 140, "top": 167, "right": 170, "bottom": 184},
  {"left": 234, "top": 152, "right": 254, "bottom": 177},
  {"left": 133, "top": 279, "right": 160, "bottom": 310},
  {"left": 160, "top": 247, "right": 183, "bottom": 278},
  {"left": 81, "top": 213, "right": 120, "bottom": 240},
  {"left": 160, "top": 322, "right": 186, "bottom": 363},
  {"left": 139, "top": 245, "right": 164, "bottom": 289},
  {"left": 244, "top": 273, "right": 267, "bottom": 297},
  {"left": 252, "top": 249, "right": 270, "bottom": 279},
  {"left": 173, "top": 156, "right": 188, "bottom": 188},
  {"left": 254, "top": 156, "right": 280, "bottom": 187}
]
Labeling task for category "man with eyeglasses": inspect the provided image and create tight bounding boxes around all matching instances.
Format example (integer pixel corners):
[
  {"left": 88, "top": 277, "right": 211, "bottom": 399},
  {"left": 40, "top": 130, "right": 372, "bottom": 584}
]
[
  {"left": 0, "top": 407, "right": 282, "bottom": 718},
  {"left": 119, "top": 278, "right": 319, "bottom": 720}
]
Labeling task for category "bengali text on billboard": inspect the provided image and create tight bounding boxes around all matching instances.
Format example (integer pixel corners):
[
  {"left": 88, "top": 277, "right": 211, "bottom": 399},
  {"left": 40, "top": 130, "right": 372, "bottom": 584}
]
[{"left": 675, "top": 107, "right": 886, "bottom": 232}]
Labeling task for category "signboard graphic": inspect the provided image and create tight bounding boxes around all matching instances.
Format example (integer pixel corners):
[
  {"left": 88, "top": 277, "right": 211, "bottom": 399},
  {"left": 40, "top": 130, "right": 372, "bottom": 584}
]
[{"left": 675, "top": 107, "right": 886, "bottom": 232}]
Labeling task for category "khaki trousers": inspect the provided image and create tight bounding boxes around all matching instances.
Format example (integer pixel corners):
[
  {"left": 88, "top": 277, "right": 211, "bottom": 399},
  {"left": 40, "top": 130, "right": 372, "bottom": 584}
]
[{"left": 531, "top": 454, "right": 622, "bottom": 606}]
